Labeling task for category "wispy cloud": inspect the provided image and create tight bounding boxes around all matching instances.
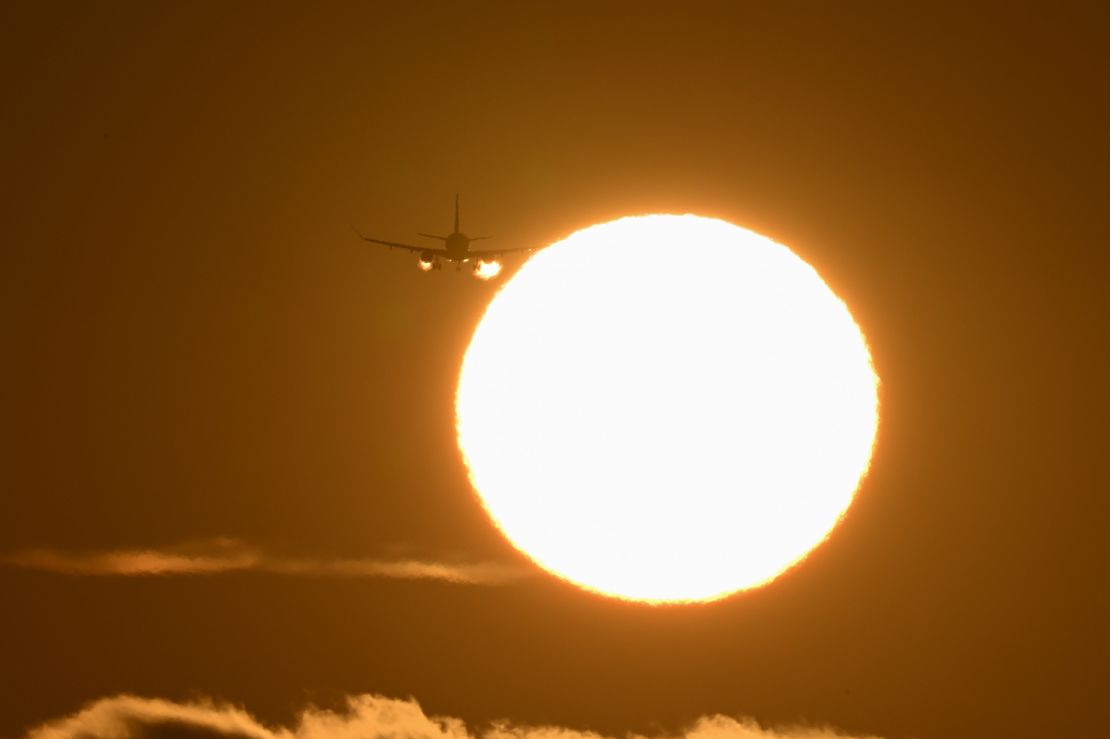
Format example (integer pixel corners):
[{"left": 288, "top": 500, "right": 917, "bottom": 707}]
[
  {"left": 1, "top": 539, "right": 525, "bottom": 586},
  {"left": 24, "top": 693, "right": 883, "bottom": 739}
]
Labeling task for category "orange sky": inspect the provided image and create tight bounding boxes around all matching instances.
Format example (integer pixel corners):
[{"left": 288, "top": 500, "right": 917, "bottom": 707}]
[{"left": 2, "top": 3, "right": 1108, "bottom": 738}]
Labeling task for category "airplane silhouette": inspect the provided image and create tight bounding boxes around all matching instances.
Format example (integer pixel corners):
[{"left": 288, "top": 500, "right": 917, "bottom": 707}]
[{"left": 353, "top": 195, "right": 533, "bottom": 274}]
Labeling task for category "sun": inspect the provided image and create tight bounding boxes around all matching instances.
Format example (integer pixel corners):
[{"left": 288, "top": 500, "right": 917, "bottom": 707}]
[{"left": 455, "top": 215, "right": 879, "bottom": 603}]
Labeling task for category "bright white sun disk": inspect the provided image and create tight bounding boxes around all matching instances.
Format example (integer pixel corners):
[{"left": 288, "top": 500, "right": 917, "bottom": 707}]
[{"left": 455, "top": 215, "right": 879, "bottom": 603}]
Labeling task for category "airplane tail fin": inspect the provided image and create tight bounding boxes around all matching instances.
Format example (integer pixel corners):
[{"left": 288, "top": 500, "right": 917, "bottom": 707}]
[{"left": 419, "top": 195, "right": 468, "bottom": 239}]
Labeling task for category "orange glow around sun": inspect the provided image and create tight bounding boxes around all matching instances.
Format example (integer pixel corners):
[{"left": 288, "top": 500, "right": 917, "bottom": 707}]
[{"left": 455, "top": 215, "right": 879, "bottom": 603}]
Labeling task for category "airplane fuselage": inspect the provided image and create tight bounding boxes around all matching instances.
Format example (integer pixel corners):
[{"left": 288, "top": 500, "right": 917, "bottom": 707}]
[{"left": 445, "top": 232, "right": 471, "bottom": 258}]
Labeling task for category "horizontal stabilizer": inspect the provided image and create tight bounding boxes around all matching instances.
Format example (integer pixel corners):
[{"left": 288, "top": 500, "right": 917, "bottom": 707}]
[{"left": 418, "top": 233, "right": 449, "bottom": 241}]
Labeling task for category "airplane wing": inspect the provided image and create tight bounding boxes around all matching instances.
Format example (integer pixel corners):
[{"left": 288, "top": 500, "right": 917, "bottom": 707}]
[
  {"left": 351, "top": 226, "right": 447, "bottom": 256},
  {"left": 470, "top": 246, "right": 538, "bottom": 258}
]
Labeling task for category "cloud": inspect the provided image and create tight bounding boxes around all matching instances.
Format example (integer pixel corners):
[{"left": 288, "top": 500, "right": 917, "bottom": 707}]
[
  {"left": 24, "top": 694, "right": 882, "bottom": 739},
  {"left": 1, "top": 539, "right": 524, "bottom": 586}
]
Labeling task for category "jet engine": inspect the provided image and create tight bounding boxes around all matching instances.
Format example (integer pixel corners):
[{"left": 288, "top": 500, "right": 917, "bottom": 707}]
[{"left": 472, "top": 259, "right": 503, "bottom": 280}]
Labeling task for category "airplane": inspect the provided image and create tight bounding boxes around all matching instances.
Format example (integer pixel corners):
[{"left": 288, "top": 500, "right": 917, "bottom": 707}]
[{"left": 353, "top": 195, "right": 533, "bottom": 278}]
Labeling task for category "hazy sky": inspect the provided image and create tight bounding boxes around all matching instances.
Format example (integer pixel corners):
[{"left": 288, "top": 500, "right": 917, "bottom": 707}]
[{"left": 2, "top": 3, "right": 1108, "bottom": 739}]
